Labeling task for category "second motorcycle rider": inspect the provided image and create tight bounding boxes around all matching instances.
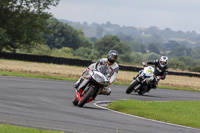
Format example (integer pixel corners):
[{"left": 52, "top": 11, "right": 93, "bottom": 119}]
[{"left": 142, "top": 56, "right": 169, "bottom": 89}]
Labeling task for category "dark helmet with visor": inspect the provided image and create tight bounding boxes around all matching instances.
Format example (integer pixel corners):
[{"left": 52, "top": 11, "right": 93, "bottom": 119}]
[{"left": 107, "top": 50, "right": 118, "bottom": 64}]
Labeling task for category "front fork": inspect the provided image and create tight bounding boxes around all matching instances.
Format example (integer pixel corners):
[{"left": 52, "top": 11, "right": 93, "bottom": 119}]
[
  {"left": 77, "top": 78, "right": 89, "bottom": 91},
  {"left": 134, "top": 84, "right": 141, "bottom": 92},
  {"left": 133, "top": 76, "right": 146, "bottom": 92}
]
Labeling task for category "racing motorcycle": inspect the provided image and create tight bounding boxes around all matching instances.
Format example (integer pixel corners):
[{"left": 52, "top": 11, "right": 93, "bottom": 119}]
[
  {"left": 126, "top": 66, "right": 155, "bottom": 95},
  {"left": 73, "top": 65, "right": 110, "bottom": 107}
]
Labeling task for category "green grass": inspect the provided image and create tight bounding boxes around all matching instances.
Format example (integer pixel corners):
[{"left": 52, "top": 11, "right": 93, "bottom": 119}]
[
  {"left": 0, "top": 71, "right": 77, "bottom": 81},
  {"left": 0, "top": 71, "right": 200, "bottom": 92},
  {"left": 107, "top": 100, "right": 200, "bottom": 129},
  {"left": 113, "top": 82, "right": 200, "bottom": 92},
  {"left": 0, "top": 70, "right": 200, "bottom": 130},
  {"left": 0, "top": 124, "right": 64, "bottom": 133},
  {"left": 159, "top": 86, "right": 200, "bottom": 92}
]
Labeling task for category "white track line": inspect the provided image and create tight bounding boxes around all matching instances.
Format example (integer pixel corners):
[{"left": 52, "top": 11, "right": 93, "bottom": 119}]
[{"left": 94, "top": 101, "right": 200, "bottom": 131}]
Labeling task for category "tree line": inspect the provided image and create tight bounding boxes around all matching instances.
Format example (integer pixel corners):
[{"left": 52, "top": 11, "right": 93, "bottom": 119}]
[
  {"left": 62, "top": 20, "right": 200, "bottom": 49},
  {"left": 1, "top": 0, "right": 200, "bottom": 72}
]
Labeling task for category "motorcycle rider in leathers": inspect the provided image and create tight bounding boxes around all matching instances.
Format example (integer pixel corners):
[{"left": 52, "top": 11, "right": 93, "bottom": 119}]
[
  {"left": 142, "top": 56, "right": 168, "bottom": 89},
  {"left": 74, "top": 50, "right": 119, "bottom": 95}
]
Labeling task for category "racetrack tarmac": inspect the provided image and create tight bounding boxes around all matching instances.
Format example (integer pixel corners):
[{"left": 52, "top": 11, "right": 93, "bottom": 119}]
[{"left": 0, "top": 76, "right": 200, "bottom": 133}]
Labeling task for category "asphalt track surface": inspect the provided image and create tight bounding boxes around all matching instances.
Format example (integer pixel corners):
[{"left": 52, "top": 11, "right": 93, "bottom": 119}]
[{"left": 0, "top": 76, "right": 200, "bottom": 133}]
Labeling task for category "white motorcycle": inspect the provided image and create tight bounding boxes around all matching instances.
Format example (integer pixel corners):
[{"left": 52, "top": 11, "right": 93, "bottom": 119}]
[
  {"left": 73, "top": 65, "right": 110, "bottom": 107},
  {"left": 126, "top": 66, "right": 155, "bottom": 95}
]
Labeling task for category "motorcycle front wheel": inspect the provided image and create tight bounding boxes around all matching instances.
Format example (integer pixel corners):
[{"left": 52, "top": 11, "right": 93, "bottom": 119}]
[
  {"left": 78, "top": 86, "right": 95, "bottom": 107},
  {"left": 126, "top": 80, "right": 139, "bottom": 94},
  {"left": 72, "top": 97, "right": 78, "bottom": 106}
]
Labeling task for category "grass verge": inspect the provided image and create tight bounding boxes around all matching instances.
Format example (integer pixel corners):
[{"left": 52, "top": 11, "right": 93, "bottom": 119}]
[
  {"left": 107, "top": 100, "right": 200, "bottom": 129},
  {"left": 1, "top": 69, "right": 200, "bottom": 130},
  {"left": 0, "top": 71, "right": 200, "bottom": 92},
  {"left": 0, "top": 71, "right": 77, "bottom": 81},
  {"left": 113, "top": 82, "right": 200, "bottom": 92},
  {"left": 0, "top": 124, "right": 64, "bottom": 133}
]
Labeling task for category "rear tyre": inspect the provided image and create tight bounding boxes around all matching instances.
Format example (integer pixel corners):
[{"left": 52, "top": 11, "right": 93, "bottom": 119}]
[
  {"left": 138, "top": 90, "right": 145, "bottom": 95},
  {"left": 78, "top": 86, "right": 95, "bottom": 107},
  {"left": 126, "top": 80, "right": 139, "bottom": 94},
  {"left": 138, "top": 85, "right": 148, "bottom": 95}
]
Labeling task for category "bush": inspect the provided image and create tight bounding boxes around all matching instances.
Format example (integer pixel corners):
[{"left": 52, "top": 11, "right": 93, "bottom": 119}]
[
  {"left": 119, "top": 54, "right": 133, "bottom": 63},
  {"left": 168, "top": 58, "right": 187, "bottom": 70},
  {"left": 143, "top": 53, "right": 160, "bottom": 61},
  {"left": 188, "top": 65, "right": 200, "bottom": 72}
]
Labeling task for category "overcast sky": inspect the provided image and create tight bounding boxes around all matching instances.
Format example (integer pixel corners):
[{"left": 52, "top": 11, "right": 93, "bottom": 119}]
[{"left": 49, "top": 0, "right": 200, "bottom": 32}]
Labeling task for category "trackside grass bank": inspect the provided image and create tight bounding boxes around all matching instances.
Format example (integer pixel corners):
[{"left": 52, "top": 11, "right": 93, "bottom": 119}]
[
  {"left": 0, "top": 124, "right": 64, "bottom": 133},
  {"left": 0, "top": 60, "right": 200, "bottom": 131},
  {"left": 107, "top": 100, "right": 200, "bottom": 129},
  {"left": 0, "top": 71, "right": 200, "bottom": 92},
  {"left": 1, "top": 59, "right": 200, "bottom": 90},
  {"left": 0, "top": 71, "right": 77, "bottom": 81}
]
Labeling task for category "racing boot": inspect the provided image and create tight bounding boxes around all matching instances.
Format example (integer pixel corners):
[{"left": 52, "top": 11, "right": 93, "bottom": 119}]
[{"left": 99, "top": 87, "right": 111, "bottom": 95}]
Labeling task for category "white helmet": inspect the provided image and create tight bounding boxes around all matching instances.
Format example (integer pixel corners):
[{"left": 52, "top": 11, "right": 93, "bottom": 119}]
[{"left": 159, "top": 56, "right": 168, "bottom": 67}]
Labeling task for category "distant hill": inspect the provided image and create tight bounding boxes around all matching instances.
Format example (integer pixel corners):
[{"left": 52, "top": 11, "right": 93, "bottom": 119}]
[{"left": 59, "top": 19, "right": 200, "bottom": 48}]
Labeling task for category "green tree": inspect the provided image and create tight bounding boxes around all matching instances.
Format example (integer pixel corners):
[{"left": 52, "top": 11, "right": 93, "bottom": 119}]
[
  {"left": 50, "top": 47, "right": 74, "bottom": 58},
  {"left": 95, "top": 35, "right": 131, "bottom": 56},
  {"left": 74, "top": 47, "right": 100, "bottom": 60},
  {"left": 143, "top": 53, "right": 160, "bottom": 61},
  {"left": 119, "top": 53, "right": 133, "bottom": 63},
  {"left": 169, "top": 45, "right": 192, "bottom": 57},
  {"left": 178, "top": 56, "right": 195, "bottom": 66},
  {"left": 148, "top": 44, "right": 160, "bottom": 54},
  {"left": 192, "top": 47, "right": 200, "bottom": 59},
  {"left": 0, "top": 0, "right": 59, "bottom": 52},
  {"left": 30, "top": 44, "right": 52, "bottom": 55},
  {"left": 43, "top": 18, "right": 92, "bottom": 50},
  {"left": 130, "top": 41, "right": 146, "bottom": 53},
  {"left": 188, "top": 65, "right": 200, "bottom": 72},
  {"left": 168, "top": 58, "right": 187, "bottom": 70},
  {"left": 164, "top": 40, "right": 180, "bottom": 51},
  {"left": 95, "top": 26, "right": 104, "bottom": 38},
  {"left": 131, "top": 52, "right": 144, "bottom": 64}
]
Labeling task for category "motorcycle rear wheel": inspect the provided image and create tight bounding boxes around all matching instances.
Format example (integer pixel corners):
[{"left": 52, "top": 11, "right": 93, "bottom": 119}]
[
  {"left": 78, "top": 86, "right": 95, "bottom": 107},
  {"left": 126, "top": 80, "right": 139, "bottom": 94},
  {"left": 138, "top": 90, "right": 145, "bottom": 95},
  {"left": 138, "top": 85, "right": 148, "bottom": 95}
]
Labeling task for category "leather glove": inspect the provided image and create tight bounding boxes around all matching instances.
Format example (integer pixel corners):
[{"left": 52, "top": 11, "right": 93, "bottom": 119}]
[
  {"left": 156, "top": 76, "right": 161, "bottom": 80},
  {"left": 142, "top": 62, "right": 147, "bottom": 67}
]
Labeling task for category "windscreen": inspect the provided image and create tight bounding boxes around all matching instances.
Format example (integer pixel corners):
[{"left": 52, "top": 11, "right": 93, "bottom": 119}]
[{"left": 96, "top": 65, "right": 109, "bottom": 76}]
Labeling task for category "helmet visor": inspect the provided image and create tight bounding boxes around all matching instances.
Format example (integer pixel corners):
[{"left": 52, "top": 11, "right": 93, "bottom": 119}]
[
  {"left": 110, "top": 56, "right": 116, "bottom": 60},
  {"left": 108, "top": 55, "right": 117, "bottom": 64},
  {"left": 160, "top": 61, "right": 167, "bottom": 65}
]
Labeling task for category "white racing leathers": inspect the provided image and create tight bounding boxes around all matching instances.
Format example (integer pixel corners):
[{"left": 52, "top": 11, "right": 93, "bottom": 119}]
[
  {"left": 89, "top": 58, "right": 119, "bottom": 95},
  {"left": 76, "top": 58, "right": 119, "bottom": 95}
]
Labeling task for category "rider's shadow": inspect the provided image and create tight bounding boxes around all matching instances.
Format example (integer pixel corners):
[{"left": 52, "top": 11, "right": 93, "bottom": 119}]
[{"left": 129, "top": 93, "right": 164, "bottom": 99}]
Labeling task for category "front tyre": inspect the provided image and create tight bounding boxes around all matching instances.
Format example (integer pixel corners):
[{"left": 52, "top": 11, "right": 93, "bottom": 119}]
[
  {"left": 78, "top": 86, "right": 95, "bottom": 107},
  {"left": 72, "top": 97, "right": 78, "bottom": 106},
  {"left": 126, "top": 80, "right": 139, "bottom": 94}
]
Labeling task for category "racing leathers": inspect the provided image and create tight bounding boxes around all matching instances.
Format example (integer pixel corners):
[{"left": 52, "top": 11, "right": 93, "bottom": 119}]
[
  {"left": 144, "top": 59, "right": 168, "bottom": 89},
  {"left": 74, "top": 58, "right": 119, "bottom": 95}
]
